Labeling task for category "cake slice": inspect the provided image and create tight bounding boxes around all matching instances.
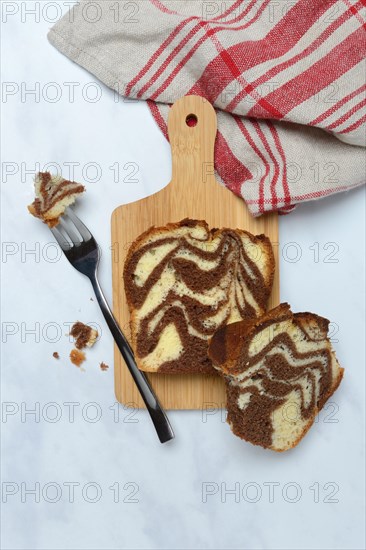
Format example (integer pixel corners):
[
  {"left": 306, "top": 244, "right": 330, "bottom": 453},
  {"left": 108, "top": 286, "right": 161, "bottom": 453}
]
[
  {"left": 28, "top": 172, "right": 85, "bottom": 227},
  {"left": 123, "top": 219, "right": 275, "bottom": 374},
  {"left": 208, "top": 303, "right": 344, "bottom": 451}
]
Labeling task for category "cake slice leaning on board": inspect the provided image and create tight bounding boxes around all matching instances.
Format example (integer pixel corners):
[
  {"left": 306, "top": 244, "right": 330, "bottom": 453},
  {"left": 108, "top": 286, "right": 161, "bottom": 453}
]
[
  {"left": 123, "top": 219, "right": 275, "bottom": 374},
  {"left": 208, "top": 303, "right": 344, "bottom": 451}
]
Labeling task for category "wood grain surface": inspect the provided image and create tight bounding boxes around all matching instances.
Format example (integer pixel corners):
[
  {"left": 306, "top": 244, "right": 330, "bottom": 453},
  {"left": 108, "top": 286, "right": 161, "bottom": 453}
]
[{"left": 111, "top": 96, "right": 279, "bottom": 409}]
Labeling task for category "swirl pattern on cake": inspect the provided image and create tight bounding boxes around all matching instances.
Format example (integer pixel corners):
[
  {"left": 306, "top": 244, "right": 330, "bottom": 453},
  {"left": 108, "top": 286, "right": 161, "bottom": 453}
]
[
  {"left": 123, "top": 219, "right": 275, "bottom": 374},
  {"left": 28, "top": 172, "right": 85, "bottom": 227},
  {"left": 208, "top": 303, "right": 344, "bottom": 451}
]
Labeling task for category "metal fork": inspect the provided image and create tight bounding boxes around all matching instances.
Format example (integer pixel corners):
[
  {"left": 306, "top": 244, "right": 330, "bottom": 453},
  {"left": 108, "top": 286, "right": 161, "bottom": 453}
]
[{"left": 50, "top": 207, "right": 174, "bottom": 444}]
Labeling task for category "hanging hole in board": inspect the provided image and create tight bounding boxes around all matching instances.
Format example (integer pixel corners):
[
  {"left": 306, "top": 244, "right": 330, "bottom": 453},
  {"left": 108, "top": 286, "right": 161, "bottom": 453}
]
[{"left": 185, "top": 114, "right": 198, "bottom": 127}]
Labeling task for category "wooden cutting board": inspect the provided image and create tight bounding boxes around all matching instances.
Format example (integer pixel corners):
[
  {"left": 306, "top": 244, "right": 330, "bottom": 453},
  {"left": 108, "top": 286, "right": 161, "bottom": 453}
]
[{"left": 111, "top": 95, "right": 279, "bottom": 409}]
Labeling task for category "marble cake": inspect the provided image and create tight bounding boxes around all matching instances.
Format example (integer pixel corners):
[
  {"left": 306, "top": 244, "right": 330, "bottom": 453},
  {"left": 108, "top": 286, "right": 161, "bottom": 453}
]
[
  {"left": 123, "top": 219, "right": 275, "bottom": 374},
  {"left": 28, "top": 172, "right": 85, "bottom": 227},
  {"left": 208, "top": 303, "right": 344, "bottom": 451}
]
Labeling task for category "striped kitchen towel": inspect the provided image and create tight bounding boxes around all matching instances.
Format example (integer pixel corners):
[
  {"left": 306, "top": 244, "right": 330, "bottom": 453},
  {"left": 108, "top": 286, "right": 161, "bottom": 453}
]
[{"left": 48, "top": 0, "right": 366, "bottom": 216}]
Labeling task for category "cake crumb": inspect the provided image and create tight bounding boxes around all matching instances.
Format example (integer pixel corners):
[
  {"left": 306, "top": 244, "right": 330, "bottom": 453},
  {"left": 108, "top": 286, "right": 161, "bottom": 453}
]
[
  {"left": 100, "top": 362, "right": 109, "bottom": 371},
  {"left": 53, "top": 352, "right": 59, "bottom": 359},
  {"left": 70, "top": 321, "right": 98, "bottom": 349},
  {"left": 70, "top": 349, "right": 86, "bottom": 367}
]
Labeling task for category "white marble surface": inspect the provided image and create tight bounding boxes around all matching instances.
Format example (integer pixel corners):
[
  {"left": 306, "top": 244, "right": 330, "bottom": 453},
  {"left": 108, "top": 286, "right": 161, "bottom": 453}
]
[{"left": 1, "top": 4, "right": 365, "bottom": 550}]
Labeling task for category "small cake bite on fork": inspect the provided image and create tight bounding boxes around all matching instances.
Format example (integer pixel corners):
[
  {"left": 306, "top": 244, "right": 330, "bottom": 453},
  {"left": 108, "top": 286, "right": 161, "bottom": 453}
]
[{"left": 27, "top": 172, "right": 85, "bottom": 227}]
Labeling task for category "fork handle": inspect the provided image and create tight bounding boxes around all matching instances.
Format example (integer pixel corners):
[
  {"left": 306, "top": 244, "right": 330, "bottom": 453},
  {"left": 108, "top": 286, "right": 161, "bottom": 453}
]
[{"left": 90, "top": 276, "right": 174, "bottom": 443}]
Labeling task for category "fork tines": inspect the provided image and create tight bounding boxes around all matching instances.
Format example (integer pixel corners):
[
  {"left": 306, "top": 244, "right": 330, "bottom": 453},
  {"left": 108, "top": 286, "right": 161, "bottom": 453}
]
[{"left": 51, "top": 207, "right": 92, "bottom": 250}]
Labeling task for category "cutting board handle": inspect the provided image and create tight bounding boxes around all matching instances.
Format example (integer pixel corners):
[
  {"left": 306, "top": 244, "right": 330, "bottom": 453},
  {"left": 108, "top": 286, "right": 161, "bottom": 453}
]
[{"left": 167, "top": 95, "right": 218, "bottom": 187}]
